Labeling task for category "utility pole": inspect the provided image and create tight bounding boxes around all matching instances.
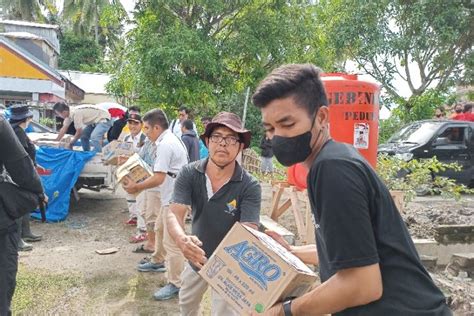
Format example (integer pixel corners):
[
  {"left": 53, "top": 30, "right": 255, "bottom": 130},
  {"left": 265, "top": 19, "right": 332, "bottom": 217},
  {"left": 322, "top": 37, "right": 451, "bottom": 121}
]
[{"left": 242, "top": 86, "right": 250, "bottom": 128}]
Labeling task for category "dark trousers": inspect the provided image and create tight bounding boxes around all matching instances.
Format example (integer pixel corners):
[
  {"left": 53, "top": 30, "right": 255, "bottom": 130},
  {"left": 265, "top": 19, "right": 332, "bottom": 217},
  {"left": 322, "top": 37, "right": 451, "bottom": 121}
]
[{"left": 0, "top": 224, "right": 19, "bottom": 316}]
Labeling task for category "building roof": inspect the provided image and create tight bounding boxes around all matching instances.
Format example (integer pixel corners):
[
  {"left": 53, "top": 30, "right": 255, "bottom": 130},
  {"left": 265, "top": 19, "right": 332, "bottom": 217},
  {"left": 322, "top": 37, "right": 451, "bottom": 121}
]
[
  {"left": 0, "top": 31, "right": 56, "bottom": 52},
  {"left": 0, "top": 35, "right": 84, "bottom": 96},
  {"left": 0, "top": 35, "right": 62, "bottom": 80},
  {"left": 0, "top": 19, "right": 59, "bottom": 30},
  {"left": 59, "top": 70, "right": 111, "bottom": 95},
  {"left": 0, "top": 19, "right": 60, "bottom": 53}
]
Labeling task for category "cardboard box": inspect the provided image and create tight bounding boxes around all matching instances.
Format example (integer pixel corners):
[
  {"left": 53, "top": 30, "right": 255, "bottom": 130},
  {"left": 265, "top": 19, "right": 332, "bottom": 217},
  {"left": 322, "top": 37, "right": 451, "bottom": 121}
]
[
  {"left": 199, "top": 222, "right": 317, "bottom": 315},
  {"left": 102, "top": 140, "right": 134, "bottom": 165},
  {"left": 28, "top": 133, "right": 72, "bottom": 148},
  {"left": 115, "top": 153, "right": 153, "bottom": 192},
  {"left": 259, "top": 215, "right": 295, "bottom": 246}
]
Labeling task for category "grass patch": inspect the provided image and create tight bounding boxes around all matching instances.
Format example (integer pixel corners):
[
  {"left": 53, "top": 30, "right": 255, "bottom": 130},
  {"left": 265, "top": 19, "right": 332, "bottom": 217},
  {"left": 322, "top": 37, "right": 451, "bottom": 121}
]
[{"left": 12, "top": 264, "right": 82, "bottom": 313}]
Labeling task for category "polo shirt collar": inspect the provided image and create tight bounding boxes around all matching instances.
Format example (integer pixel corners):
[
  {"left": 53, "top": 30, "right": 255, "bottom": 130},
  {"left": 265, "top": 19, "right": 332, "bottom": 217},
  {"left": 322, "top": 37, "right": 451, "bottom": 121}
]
[
  {"left": 155, "top": 129, "right": 171, "bottom": 145},
  {"left": 195, "top": 158, "right": 244, "bottom": 182}
]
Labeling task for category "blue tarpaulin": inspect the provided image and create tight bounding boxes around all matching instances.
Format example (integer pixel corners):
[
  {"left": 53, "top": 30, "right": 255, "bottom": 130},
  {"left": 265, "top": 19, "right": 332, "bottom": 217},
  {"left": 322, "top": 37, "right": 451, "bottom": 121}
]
[{"left": 31, "top": 147, "right": 95, "bottom": 222}]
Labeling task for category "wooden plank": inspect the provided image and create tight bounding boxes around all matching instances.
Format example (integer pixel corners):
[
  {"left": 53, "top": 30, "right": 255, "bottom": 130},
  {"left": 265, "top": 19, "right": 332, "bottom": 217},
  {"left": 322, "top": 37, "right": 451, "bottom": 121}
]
[
  {"left": 289, "top": 187, "right": 306, "bottom": 243},
  {"left": 271, "top": 198, "right": 291, "bottom": 220}
]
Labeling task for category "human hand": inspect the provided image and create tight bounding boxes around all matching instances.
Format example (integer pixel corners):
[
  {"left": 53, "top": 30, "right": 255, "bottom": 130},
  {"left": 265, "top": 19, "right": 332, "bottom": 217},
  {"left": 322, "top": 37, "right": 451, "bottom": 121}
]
[
  {"left": 265, "top": 230, "right": 292, "bottom": 251},
  {"left": 122, "top": 176, "right": 138, "bottom": 194},
  {"left": 117, "top": 155, "right": 129, "bottom": 165},
  {"left": 178, "top": 235, "right": 206, "bottom": 269},
  {"left": 251, "top": 302, "right": 284, "bottom": 316}
]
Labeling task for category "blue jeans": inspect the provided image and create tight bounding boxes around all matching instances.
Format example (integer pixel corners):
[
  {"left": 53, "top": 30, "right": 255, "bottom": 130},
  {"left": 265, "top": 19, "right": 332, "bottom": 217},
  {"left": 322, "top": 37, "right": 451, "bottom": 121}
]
[{"left": 81, "top": 120, "right": 112, "bottom": 152}]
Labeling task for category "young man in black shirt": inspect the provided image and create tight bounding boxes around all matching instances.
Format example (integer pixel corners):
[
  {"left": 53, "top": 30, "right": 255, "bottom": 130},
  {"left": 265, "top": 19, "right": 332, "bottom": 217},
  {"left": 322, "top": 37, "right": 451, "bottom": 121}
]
[{"left": 251, "top": 64, "right": 451, "bottom": 316}]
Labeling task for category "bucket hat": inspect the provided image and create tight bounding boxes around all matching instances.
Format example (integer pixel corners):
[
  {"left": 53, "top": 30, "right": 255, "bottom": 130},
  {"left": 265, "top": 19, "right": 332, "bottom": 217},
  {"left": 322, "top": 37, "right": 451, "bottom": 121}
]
[
  {"left": 200, "top": 112, "right": 251, "bottom": 149},
  {"left": 9, "top": 104, "right": 33, "bottom": 121}
]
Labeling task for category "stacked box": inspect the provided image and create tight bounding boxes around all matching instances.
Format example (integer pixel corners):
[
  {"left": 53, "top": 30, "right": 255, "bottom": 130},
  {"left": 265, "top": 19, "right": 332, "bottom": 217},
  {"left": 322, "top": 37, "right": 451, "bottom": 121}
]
[
  {"left": 200, "top": 222, "right": 317, "bottom": 315},
  {"left": 102, "top": 140, "right": 134, "bottom": 165},
  {"left": 115, "top": 153, "right": 153, "bottom": 195}
]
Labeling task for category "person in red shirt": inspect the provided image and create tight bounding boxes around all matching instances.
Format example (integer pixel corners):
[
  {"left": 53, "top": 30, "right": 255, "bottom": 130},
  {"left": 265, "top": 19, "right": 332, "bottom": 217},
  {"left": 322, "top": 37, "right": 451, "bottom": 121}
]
[
  {"left": 453, "top": 103, "right": 474, "bottom": 122},
  {"left": 450, "top": 103, "right": 464, "bottom": 119}
]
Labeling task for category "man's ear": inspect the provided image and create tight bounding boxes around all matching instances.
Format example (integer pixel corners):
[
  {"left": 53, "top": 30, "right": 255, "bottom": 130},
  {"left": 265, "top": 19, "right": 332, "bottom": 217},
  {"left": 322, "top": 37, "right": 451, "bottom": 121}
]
[
  {"left": 317, "top": 106, "right": 330, "bottom": 127},
  {"left": 205, "top": 137, "right": 209, "bottom": 147},
  {"left": 239, "top": 143, "right": 244, "bottom": 152}
]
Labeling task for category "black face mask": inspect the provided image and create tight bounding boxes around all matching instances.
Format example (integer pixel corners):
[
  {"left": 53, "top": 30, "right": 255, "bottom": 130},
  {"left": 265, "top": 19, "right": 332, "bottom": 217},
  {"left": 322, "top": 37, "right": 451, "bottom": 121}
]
[
  {"left": 455, "top": 108, "right": 463, "bottom": 113},
  {"left": 271, "top": 113, "right": 321, "bottom": 167}
]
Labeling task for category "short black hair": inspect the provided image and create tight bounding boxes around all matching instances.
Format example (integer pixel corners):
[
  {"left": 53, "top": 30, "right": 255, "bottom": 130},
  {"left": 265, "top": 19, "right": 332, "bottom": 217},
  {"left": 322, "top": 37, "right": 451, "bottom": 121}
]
[
  {"left": 143, "top": 109, "right": 169, "bottom": 129},
  {"left": 182, "top": 119, "right": 194, "bottom": 130},
  {"left": 252, "top": 64, "right": 328, "bottom": 115},
  {"left": 178, "top": 106, "right": 190, "bottom": 114},
  {"left": 128, "top": 105, "right": 140, "bottom": 113},
  {"left": 463, "top": 103, "right": 473, "bottom": 113},
  {"left": 53, "top": 102, "right": 69, "bottom": 113}
]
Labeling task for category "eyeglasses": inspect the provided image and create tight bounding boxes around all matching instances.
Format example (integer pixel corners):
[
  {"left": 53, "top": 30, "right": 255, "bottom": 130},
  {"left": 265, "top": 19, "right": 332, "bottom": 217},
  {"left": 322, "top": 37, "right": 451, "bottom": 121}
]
[{"left": 210, "top": 134, "right": 240, "bottom": 146}]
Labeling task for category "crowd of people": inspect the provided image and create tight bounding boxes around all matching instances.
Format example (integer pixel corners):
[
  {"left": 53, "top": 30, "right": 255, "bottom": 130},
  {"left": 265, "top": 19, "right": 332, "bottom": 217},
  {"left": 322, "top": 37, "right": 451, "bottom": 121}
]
[
  {"left": 434, "top": 102, "right": 474, "bottom": 121},
  {"left": 0, "top": 63, "right": 455, "bottom": 315}
]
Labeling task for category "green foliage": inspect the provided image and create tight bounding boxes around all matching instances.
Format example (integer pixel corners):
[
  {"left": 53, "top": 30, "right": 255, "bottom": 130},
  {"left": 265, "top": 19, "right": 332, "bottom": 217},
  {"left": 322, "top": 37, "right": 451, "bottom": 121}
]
[
  {"left": 378, "top": 116, "right": 403, "bottom": 145},
  {"left": 58, "top": 32, "right": 104, "bottom": 71},
  {"left": 108, "top": 0, "right": 338, "bottom": 140},
  {"left": 393, "top": 89, "right": 455, "bottom": 123},
  {"left": 0, "top": 0, "right": 47, "bottom": 21},
  {"left": 377, "top": 154, "right": 473, "bottom": 203},
  {"left": 39, "top": 117, "right": 56, "bottom": 128},
  {"left": 320, "top": 0, "right": 473, "bottom": 116}
]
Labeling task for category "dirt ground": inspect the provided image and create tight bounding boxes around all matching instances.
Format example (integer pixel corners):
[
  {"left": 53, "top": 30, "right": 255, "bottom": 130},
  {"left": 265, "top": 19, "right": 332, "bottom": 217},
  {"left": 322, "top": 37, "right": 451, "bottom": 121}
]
[
  {"left": 12, "top": 188, "right": 474, "bottom": 315},
  {"left": 14, "top": 189, "right": 181, "bottom": 315}
]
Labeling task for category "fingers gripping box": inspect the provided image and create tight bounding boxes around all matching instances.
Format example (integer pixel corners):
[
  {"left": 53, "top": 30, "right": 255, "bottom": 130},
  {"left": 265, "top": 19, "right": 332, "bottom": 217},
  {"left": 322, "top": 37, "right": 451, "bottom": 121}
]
[{"left": 199, "top": 222, "right": 317, "bottom": 314}]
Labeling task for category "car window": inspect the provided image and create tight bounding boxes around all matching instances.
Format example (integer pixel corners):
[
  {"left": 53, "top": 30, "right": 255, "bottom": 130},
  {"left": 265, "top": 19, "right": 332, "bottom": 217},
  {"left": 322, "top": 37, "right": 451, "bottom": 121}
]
[
  {"left": 437, "top": 126, "right": 466, "bottom": 145},
  {"left": 388, "top": 122, "right": 442, "bottom": 144}
]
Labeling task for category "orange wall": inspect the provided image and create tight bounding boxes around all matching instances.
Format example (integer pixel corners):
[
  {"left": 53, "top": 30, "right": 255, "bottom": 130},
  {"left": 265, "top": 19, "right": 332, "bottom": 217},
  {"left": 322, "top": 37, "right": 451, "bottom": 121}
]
[{"left": 0, "top": 46, "right": 49, "bottom": 80}]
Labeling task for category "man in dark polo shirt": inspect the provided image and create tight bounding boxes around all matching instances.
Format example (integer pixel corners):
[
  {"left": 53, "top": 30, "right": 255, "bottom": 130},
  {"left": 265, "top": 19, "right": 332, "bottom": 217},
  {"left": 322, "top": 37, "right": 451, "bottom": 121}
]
[
  {"left": 167, "top": 112, "right": 261, "bottom": 316},
  {"left": 251, "top": 64, "right": 451, "bottom": 316}
]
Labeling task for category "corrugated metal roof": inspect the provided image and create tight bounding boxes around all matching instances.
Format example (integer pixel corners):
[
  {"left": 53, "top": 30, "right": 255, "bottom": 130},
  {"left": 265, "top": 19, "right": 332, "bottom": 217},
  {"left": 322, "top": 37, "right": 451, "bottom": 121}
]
[{"left": 59, "top": 70, "right": 111, "bottom": 95}]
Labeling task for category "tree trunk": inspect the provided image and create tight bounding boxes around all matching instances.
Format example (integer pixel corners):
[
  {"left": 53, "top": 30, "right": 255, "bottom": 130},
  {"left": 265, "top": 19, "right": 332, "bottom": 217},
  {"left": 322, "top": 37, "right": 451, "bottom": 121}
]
[{"left": 94, "top": 6, "right": 99, "bottom": 44}]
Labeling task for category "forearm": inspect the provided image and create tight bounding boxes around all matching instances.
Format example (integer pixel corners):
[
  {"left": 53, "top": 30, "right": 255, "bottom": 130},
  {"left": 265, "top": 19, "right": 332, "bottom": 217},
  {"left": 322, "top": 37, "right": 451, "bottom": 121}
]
[
  {"left": 70, "top": 129, "right": 82, "bottom": 144},
  {"left": 290, "top": 244, "right": 319, "bottom": 265},
  {"left": 134, "top": 174, "right": 164, "bottom": 191},
  {"left": 166, "top": 209, "right": 187, "bottom": 245},
  {"left": 292, "top": 265, "right": 382, "bottom": 315},
  {"left": 56, "top": 126, "right": 67, "bottom": 141}
]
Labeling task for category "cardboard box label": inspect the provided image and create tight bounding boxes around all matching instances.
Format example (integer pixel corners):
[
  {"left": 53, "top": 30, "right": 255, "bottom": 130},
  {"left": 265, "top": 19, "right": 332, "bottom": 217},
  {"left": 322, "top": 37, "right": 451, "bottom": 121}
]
[
  {"left": 200, "top": 223, "right": 317, "bottom": 314},
  {"left": 224, "top": 240, "right": 282, "bottom": 290}
]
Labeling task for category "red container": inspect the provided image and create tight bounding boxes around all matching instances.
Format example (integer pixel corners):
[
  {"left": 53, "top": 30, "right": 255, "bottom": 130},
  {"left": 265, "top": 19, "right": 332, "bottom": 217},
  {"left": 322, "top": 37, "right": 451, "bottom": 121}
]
[{"left": 287, "top": 73, "right": 381, "bottom": 190}]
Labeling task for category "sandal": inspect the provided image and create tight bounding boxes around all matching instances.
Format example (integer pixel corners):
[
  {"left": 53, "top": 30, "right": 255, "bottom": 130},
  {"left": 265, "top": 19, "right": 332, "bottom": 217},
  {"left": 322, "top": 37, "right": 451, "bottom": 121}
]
[
  {"left": 132, "top": 244, "right": 153, "bottom": 253},
  {"left": 129, "top": 233, "right": 147, "bottom": 244}
]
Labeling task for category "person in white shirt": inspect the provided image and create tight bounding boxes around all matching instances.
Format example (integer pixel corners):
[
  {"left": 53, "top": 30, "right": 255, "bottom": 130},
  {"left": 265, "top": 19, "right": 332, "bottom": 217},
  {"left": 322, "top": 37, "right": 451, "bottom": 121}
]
[
  {"left": 169, "top": 106, "right": 197, "bottom": 138},
  {"left": 123, "top": 109, "right": 188, "bottom": 301}
]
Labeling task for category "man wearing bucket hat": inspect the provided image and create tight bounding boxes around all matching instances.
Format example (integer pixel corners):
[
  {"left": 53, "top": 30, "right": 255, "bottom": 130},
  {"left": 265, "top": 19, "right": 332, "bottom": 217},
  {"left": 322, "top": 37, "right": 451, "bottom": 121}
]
[
  {"left": 9, "top": 105, "right": 44, "bottom": 251},
  {"left": 166, "top": 112, "right": 261, "bottom": 315},
  {"left": 251, "top": 64, "right": 450, "bottom": 315}
]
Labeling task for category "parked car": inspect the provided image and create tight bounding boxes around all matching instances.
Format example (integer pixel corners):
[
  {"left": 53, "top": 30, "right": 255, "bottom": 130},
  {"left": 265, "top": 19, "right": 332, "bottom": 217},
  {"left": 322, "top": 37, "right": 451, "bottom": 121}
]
[
  {"left": 378, "top": 120, "right": 474, "bottom": 187},
  {"left": 26, "top": 121, "right": 114, "bottom": 192}
]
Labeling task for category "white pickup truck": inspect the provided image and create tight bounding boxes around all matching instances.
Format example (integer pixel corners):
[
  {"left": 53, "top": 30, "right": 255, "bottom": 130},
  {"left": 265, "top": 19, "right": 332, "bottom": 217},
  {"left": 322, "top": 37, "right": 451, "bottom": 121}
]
[{"left": 27, "top": 121, "right": 115, "bottom": 192}]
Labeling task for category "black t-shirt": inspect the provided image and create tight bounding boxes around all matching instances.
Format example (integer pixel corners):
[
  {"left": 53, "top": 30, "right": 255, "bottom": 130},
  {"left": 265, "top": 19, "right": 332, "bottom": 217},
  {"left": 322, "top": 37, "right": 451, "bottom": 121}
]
[
  {"left": 171, "top": 159, "right": 261, "bottom": 270},
  {"left": 12, "top": 124, "right": 36, "bottom": 164},
  {"left": 308, "top": 140, "right": 451, "bottom": 315}
]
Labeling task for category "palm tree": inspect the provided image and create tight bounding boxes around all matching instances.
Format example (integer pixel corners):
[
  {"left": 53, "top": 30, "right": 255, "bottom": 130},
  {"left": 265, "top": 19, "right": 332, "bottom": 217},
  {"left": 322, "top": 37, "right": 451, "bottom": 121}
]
[
  {"left": 62, "top": 0, "right": 125, "bottom": 44},
  {"left": 0, "top": 0, "right": 45, "bottom": 21}
]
